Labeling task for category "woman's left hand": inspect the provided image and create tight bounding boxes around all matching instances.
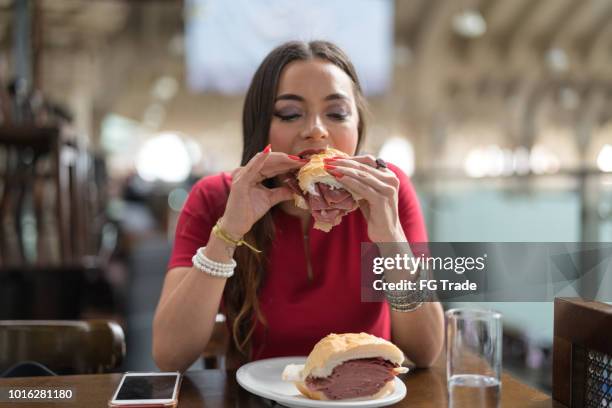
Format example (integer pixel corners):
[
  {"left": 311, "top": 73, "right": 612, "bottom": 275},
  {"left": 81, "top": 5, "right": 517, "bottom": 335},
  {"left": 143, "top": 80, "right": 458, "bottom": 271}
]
[{"left": 324, "top": 155, "right": 407, "bottom": 243}]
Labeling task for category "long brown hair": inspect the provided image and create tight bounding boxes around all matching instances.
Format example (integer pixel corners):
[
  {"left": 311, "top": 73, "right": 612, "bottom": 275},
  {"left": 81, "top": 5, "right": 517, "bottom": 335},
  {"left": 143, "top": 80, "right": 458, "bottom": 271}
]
[{"left": 224, "top": 40, "right": 368, "bottom": 361}]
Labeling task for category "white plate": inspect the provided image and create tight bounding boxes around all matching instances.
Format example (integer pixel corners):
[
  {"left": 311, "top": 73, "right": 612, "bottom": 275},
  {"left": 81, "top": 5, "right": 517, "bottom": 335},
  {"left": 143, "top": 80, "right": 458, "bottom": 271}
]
[{"left": 236, "top": 356, "right": 407, "bottom": 408}]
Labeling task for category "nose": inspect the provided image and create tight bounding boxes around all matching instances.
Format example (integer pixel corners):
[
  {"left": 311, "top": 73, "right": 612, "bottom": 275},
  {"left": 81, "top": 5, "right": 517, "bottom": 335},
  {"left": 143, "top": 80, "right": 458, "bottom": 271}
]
[{"left": 301, "top": 115, "right": 328, "bottom": 141}]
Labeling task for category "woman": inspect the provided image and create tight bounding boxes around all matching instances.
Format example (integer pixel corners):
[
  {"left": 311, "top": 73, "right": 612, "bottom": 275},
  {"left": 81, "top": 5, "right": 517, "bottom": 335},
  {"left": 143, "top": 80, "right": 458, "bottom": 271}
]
[{"left": 153, "top": 41, "right": 444, "bottom": 372}]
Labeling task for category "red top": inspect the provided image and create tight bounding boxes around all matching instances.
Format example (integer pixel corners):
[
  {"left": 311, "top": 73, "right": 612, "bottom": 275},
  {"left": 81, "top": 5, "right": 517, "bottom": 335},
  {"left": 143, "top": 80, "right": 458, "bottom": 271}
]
[{"left": 168, "top": 163, "right": 428, "bottom": 360}]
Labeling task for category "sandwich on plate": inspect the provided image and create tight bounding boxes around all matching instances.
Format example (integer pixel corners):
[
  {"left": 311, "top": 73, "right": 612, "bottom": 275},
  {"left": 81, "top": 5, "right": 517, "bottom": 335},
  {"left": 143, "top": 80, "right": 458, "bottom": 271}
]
[{"left": 282, "top": 332, "right": 408, "bottom": 401}]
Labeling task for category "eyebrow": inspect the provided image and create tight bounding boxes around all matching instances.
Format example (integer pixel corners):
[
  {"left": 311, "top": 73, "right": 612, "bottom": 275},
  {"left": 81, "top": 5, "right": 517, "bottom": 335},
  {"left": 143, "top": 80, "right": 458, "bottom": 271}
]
[{"left": 275, "top": 92, "right": 350, "bottom": 102}]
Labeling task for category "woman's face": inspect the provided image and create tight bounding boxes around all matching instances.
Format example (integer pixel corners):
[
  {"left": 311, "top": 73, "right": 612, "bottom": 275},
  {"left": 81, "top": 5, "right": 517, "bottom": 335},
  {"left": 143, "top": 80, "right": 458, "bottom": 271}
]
[{"left": 269, "top": 58, "right": 360, "bottom": 157}]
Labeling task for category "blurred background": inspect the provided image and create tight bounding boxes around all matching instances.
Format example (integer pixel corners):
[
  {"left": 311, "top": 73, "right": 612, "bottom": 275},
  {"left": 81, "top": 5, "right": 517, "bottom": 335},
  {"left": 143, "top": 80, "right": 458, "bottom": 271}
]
[{"left": 0, "top": 0, "right": 611, "bottom": 393}]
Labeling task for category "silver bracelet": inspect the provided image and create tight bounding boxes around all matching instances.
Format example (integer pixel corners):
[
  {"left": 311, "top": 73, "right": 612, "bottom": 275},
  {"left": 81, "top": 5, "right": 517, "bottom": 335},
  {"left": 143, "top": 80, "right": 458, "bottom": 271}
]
[
  {"left": 192, "top": 246, "right": 236, "bottom": 278},
  {"left": 382, "top": 273, "right": 429, "bottom": 312}
]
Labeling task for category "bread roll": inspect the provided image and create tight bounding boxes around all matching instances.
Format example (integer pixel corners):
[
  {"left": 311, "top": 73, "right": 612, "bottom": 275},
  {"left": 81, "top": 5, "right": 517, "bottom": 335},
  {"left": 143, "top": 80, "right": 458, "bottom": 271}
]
[
  {"left": 296, "top": 148, "right": 348, "bottom": 196},
  {"left": 282, "top": 333, "right": 408, "bottom": 401}
]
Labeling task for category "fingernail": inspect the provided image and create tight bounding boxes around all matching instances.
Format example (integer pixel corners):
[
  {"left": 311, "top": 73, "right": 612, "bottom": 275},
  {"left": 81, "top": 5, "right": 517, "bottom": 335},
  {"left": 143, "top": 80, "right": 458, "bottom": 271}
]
[
  {"left": 330, "top": 171, "right": 344, "bottom": 179},
  {"left": 323, "top": 158, "right": 337, "bottom": 162},
  {"left": 288, "top": 154, "right": 304, "bottom": 161},
  {"left": 324, "top": 164, "right": 337, "bottom": 170},
  {"left": 263, "top": 144, "right": 272, "bottom": 154}
]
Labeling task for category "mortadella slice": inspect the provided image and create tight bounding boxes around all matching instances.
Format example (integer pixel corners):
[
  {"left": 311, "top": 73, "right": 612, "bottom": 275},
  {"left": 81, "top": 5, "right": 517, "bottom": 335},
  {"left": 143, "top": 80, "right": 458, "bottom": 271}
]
[{"left": 305, "top": 358, "right": 397, "bottom": 400}]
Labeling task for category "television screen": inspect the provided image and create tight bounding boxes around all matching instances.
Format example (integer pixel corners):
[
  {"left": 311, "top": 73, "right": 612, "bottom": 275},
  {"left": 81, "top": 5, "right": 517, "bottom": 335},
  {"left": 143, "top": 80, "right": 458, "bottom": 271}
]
[{"left": 184, "top": 0, "right": 393, "bottom": 95}]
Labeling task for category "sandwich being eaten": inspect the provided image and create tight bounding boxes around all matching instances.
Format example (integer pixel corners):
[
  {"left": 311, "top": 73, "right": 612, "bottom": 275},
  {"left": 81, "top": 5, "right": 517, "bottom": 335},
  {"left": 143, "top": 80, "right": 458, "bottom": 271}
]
[
  {"left": 283, "top": 147, "right": 359, "bottom": 232},
  {"left": 282, "top": 333, "right": 408, "bottom": 401}
]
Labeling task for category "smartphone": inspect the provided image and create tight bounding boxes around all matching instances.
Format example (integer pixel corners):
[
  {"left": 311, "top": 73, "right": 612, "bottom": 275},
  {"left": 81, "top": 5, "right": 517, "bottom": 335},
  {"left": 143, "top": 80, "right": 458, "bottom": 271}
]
[{"left": 109, "top": 372, "right": 182, "bottom": 407}]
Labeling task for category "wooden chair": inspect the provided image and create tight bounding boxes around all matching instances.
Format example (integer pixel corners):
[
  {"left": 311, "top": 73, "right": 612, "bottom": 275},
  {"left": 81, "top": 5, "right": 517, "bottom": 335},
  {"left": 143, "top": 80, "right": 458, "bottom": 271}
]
[
  {"left": 0, "top": 126, "right": 119, "bottom": 321},
  {"left": 0, "top": 126, "right": 67, "bottom": 266},
  {"left": 0, "top": 320, "right": 125, "bottom": 375},
  {"left": 553, "top": 297, "right": 612, "bottom": 407},
  {"left": 0, "top": 126, "right": 98, "bottom": 267}
]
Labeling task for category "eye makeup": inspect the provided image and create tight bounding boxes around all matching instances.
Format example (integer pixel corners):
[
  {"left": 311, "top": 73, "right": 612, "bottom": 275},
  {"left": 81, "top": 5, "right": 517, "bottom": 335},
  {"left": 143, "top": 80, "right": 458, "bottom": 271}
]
[
  {"left": 272, "top": 100, "right": 353, "bottom": 122},
  {"left": 326, "top": 104, "right": 351, "bottom": 121},
  {"left": 273, "top": 106, "right": 303, "bottom": 121}
]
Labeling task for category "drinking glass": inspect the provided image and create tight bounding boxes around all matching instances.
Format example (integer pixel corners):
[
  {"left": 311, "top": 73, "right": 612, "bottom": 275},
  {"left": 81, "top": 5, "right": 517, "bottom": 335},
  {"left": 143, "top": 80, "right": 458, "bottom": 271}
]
[{"left": 446, "top": 308, "right": 502, "bottom": 408}]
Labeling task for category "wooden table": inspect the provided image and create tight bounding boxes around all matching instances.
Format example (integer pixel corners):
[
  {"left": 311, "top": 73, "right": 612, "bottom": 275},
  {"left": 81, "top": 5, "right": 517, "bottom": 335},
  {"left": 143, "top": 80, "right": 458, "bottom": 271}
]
[{"left": 0, "top": 358, "right": 564, "bottom": 407}]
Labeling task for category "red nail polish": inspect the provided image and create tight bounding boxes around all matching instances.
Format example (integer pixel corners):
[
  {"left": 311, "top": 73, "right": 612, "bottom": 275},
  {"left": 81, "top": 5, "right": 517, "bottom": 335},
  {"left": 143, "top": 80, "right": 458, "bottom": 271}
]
[
  {"left": 324, "top": 164, "right": 337, "bottom": 170},
  {"left": 323, "top": 157, "right": 337, "bottom": 162},
  {"left": 263, "top": 144, "right": 272, "bottom": 153},
  {"left": 331, "top": 171, "right": 344, "bottom": 179},
  {"left": 288, "top": 154, "right": 302, "bottom": 161}
]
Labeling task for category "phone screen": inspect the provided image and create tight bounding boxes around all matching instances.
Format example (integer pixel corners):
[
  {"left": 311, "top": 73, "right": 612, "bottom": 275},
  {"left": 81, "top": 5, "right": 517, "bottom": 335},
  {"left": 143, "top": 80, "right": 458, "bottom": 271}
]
[{"left": 116, "top": 375, "right": 178, "bottom": 400}]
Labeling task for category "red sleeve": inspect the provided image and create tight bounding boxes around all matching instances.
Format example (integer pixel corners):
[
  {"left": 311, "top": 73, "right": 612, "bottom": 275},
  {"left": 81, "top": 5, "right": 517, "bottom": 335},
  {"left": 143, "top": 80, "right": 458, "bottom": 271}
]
[
  {"left": 387, "top": 163, "right": 428, "bottom": 244},
  {"left": 167, "top": 173, "right": 231, "bottom": 270}
]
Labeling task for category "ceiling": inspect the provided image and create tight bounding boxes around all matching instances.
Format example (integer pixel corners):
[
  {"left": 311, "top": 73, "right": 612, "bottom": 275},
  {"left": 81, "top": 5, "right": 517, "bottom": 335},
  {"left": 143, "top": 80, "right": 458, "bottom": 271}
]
[{"left": 0, "top": 0, "right": 610, "bottom": 162}]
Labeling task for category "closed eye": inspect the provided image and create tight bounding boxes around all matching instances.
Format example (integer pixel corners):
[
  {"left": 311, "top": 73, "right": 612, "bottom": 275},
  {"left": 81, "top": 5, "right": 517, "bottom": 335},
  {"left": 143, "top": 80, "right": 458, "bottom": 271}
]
[
  {"left": 328, "top": 113, "right": 349, "bottom": 121},
  {"left": 274, "top": 113, "right": 302, "bottom": 122}
]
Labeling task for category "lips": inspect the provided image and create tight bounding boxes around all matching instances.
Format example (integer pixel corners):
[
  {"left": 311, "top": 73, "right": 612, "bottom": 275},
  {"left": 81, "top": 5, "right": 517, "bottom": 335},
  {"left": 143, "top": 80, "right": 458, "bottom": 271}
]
[{"left": 297, "top": 148, "right": 327, "bottom": 160}]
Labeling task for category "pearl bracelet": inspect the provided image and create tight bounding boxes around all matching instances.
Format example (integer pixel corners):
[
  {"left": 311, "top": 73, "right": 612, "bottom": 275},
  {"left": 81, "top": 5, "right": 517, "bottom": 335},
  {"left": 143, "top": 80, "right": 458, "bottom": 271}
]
[{"left": 192, "top": 247, "right": 236, "bottom": 278}]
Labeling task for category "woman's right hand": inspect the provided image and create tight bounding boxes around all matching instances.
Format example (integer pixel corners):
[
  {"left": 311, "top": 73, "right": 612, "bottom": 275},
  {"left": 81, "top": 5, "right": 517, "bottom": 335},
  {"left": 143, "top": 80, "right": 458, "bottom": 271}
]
[{"left": 218, "top": 148, "right": 304, "bottom": 237}]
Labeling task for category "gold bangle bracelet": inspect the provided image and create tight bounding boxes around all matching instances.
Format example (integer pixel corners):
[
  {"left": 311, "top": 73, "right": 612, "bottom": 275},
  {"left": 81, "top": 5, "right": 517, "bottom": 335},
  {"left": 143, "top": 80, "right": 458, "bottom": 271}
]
[{"left": 212, "top": 222, "right": 261, "bottom": 253}]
